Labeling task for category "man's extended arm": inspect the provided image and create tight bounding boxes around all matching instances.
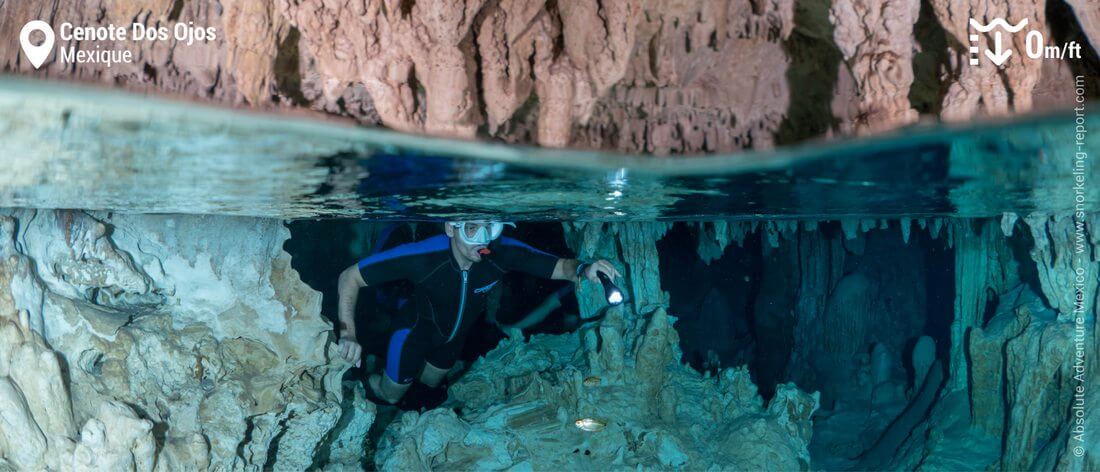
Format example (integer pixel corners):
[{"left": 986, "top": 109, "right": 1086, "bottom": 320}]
[
  {"left": 335, "top": 265, "right": 366, "bottom": 364},
  {"left": 551, "top": 258, "right": 620, "bottom": 283},
  {"left": 497, "top": 258, "right": 621, "bottom": 337}
]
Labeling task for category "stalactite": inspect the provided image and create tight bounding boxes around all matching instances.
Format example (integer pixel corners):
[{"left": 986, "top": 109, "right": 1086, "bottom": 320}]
[
  {"left": 841, "top": 219, "right": 859, "bottom": 240},
  {"left": 930, "top": 0, "right": 1048, "bottom": 120},
  {"left": 1001, "top": 212, "right": 1019, "bottom": 237},
  {"left": 695, "top": 222, "right": 726, "bottom": 264},
  {"left": 929, "top": 218, "right": 944, "bottom": 240},
  {"left": 764, "top": 221, "right": 781, "bottom": 248},
  {"left": 695, "top": 221, "right": 754, "bottom": 264},
  {"left": 829, "top": 0, "right": 920, "bottom": 134}
]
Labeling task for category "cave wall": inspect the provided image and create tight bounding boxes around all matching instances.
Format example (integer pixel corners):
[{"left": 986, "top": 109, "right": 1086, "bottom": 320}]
[
  {"left": 693, "top": 215, "right": 1097, "bottom": 469},
  {"left": 881, "top": 213, "right": 1099, "bottom": 470},
  {"left": 2, "top": 0, "right": 1095, "bottom": 153},
  {"left": 0, "top": 209, "right": 370, "bottom": 470}
]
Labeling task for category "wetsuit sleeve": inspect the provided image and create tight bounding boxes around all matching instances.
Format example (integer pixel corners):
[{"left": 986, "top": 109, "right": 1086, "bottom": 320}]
[
  {"left": 490, "top": 237, "right": 561, "bottom": 279},
  {"left": 356, "top": 240, "right": 435, "bottom": 285}
]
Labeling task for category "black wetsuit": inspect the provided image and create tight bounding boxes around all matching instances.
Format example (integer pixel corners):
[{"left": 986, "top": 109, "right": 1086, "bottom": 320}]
[{"left": 357, "top": 234, "right": 559, "bottom": 384}]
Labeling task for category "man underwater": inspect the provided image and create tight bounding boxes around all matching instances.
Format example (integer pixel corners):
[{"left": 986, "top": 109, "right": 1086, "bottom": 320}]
[{"left": 335, "top": 221, "right": 620, "bottom": 404}]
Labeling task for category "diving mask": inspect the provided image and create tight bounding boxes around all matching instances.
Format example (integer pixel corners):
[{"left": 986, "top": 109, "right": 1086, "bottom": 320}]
[{"left": 450, "top": 221, "right": 515, "bottom": 246}]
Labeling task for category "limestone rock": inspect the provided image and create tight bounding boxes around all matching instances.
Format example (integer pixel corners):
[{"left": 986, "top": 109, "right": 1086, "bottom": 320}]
[
  {"left": 968, "top": 294, "right": 1079, "bottom": 471},
  {"left": 1065, "top": 0, "right": 1100, "bottom": 56},
  {"left": 2, "top": 0, "right": 1094, "bottom": 150},
  {"left": 0, "top": 0, "right": 238, "bottom": 102},
  {"left": 0, "top": 209, "right": 356, "bottom": 469},
  {"left": 378, "top": 327, "right": 818, "bottom": 470},
  {"left": 578, "top": 0, "right": 795, "bottom": 153},
  {"left": 0, "top": 312, "right": 158, "bottom": 471},
  {"left": 929, "top": 0, "right": 1048, "bottom": 120},
  {"left": 321, "top": 382, "right": 379, "bottom": 469},
  {"left": 71, "top": 402, "right": 157, "bottom": 472},
  {"left": 0, "top": 315, "right": 64, "bottom": 470},
  {"left": 910, "top": 335, "right": 935, "bottom": 395},
  {"left": 830, "top": 0, "right": 920, "bottom": 133}
]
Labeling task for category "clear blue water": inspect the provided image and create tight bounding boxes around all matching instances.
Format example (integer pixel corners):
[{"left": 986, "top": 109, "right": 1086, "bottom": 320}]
[{"left": 1, "top": 76, "right": 1096, "bottom": 221}]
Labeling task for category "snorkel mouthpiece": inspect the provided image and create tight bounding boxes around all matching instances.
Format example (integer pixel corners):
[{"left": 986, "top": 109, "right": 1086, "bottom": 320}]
[
  {"left": 597, "top": 272, "right": 624, "bottom": 306},
  {"left": 478, "top": 248, "right": 491, "bottom": 255}
]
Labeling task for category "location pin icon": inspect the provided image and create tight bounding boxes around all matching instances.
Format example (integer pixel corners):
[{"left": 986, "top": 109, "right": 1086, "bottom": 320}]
[{"left": 20, "top": 21, "right": 54, "bottom": 70}]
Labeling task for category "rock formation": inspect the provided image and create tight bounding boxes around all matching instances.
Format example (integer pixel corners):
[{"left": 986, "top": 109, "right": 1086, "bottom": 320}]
[
  {"left": 910, "top": 335, "right": 935, "bottom": 395},
  {"left": 829, "top": 0, "right": 920, "bottom": 133},
  {"left": 378, "top": 330, "right": 819, "bottom": 469},
  {"left": 574, "top": 0, "right": 795, "bottom": 153},
  {"left": 930, "top": 0, "right": 1048, "bottom": 120},
  {"left": 1066, "top": 0, "right": 1100, "bottom": 54},
  {"left": 690, "top": 214, "right": 1097, "bottom": 469},
  {"left": 3, "top": 0, "right": 1091, "bottom": 152},
  {"left": 0, "top": 308, "right": 165, "bottom": 471},
  {"left": 0, "top": 209, "right": 357, "bottom": 469}
]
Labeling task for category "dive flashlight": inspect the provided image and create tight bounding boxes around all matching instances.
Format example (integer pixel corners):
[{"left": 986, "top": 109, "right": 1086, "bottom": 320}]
[{"left": 598, "top": 271, "right": 624, "bottom": 306}]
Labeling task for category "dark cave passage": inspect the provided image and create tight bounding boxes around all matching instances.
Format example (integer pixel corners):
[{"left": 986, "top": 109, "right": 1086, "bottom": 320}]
[
  {"left": 657, "top": 220, "right": 957, "bottom": 405},
  {"left": 656, "top": 224, "right": 761, "bottom": 387}
]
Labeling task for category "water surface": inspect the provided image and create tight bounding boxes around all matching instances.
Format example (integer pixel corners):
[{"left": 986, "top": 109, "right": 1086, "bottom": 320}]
[{"left": 1, "top": 76, "right": 1095, "bottom": 221}]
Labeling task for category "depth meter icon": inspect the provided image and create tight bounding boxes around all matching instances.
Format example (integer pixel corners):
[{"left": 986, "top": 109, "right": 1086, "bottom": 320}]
[
  {"left": 968, "top": 18, "right": 1029, "bottom": 66},
  {"left": 19, "top": 20, "right": 55, "bottom": 69}
]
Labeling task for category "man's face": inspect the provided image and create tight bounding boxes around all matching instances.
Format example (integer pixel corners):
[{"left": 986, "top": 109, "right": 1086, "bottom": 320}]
[{"left": 445, "top": 222, "right": 492, "bottom": 262}]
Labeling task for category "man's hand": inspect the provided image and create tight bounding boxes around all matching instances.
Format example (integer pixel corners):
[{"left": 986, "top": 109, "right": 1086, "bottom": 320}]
[
  {"left": 337, "top": 335, "right": 362, "bottom": 367},
  {"left": 583, "top": 259, "right": 621, "bottom": 283}
]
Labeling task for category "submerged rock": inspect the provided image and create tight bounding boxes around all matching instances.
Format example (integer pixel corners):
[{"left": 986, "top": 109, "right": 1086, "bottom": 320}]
[
  {"left": 0, "top": 209, "right": 358, "bottom": 469},
  {"left": 377, "top": 322, "right": 819, "bottom": 470}
]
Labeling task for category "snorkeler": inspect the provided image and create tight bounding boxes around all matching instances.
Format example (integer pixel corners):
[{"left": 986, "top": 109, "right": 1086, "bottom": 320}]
[{"left": 334, "top": 221, "right": 620, "bottom": 405}]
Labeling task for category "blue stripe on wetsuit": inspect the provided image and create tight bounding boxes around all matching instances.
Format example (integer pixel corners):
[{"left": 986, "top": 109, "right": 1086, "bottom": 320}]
[
  {"left": 358, "top": 234, "right": 449, "bottom": 269},
  {"left": 369, "top": 224, "right": 410, "bottom": 308},
  {"left": 499, "top": 237, "right": 557, "bottom": 258},
  {"left": 386, "top": 328, "right": 412, "bottom": 383}
]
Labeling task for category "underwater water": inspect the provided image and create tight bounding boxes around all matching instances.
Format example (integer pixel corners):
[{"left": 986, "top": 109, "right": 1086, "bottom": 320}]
[{"left": 0, "top": 78, "right": 1096, "bottom": 471}]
